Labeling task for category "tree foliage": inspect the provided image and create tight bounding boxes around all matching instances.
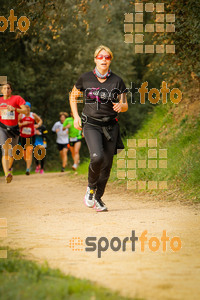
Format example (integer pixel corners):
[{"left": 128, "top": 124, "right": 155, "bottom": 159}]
[{"left": 0, "top": 0, "right": 199, "bottom": 168}]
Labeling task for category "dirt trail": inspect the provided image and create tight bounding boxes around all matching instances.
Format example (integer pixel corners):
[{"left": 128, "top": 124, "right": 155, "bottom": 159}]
[{"left": 1, "top": 172, "right": 200, "bottom": 300}]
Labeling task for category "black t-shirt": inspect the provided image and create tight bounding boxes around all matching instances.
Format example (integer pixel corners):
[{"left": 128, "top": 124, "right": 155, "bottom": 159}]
[{"left": 75, "top": 71, "right": 127, "bottom": 119}]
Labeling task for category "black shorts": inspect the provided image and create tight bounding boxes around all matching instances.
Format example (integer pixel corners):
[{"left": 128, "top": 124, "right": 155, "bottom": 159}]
[
  {"left": 19, "top": 136, "right": 35, "bottom": 148},
  {"left": 57, "top": 143, "right": 68, "bottom": 151},
  {"left": 0, "top": 127, "right": 19, "bottom": 156},
  {"left": 69, "top": 139, "right": 82, "bottom": 147}
]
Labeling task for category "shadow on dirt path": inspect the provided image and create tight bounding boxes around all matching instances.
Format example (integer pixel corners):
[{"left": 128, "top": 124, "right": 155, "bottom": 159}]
[{"left": 1, "top": 172, "right": 200, "bottom": 300}]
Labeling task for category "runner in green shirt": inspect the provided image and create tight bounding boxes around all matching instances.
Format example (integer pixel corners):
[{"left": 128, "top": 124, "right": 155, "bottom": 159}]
[{"left": 63, "top": 112, "right": 82, "bottom": 170}]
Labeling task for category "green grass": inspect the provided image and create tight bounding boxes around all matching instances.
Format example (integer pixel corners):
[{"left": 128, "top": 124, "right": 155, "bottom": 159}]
[
  {"left": 111, "top": 102, "right": 200, "bottom": 202},
  {"left": 0, "top": 159, "right": 90, "bottom": 177},
  {"left": 75, "top": 159, "right": 89, "bottom": 176},
  {"left": 0, "top": 247, "right": 142, "bottom": 300}
]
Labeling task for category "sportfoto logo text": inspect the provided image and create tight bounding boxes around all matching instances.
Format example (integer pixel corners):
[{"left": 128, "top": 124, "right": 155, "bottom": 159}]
[
  {"left": 0, "top": 9, "right": 30, "bottom": 33},
  {"left": 70, "top": 81, "right": 182, "bottom": 105},
  {"left": 69, "top": 230, "right": 182, "bottom": 258}
]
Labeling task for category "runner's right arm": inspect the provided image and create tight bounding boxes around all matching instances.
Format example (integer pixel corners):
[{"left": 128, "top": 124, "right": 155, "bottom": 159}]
[
  {"left": 69, "top": 85, "right": 82, "bottom": 130},
  {"left": 52, "top": 122, "right": 59, "bottom": 133}
]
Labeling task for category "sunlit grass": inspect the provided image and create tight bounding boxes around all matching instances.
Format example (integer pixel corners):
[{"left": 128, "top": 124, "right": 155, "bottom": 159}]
[
  {"left": 0, "top": 247, "right": 142, "bottom": 300},
  {"left": 111, "top": 103, "right": 200, "bottom": 202}
]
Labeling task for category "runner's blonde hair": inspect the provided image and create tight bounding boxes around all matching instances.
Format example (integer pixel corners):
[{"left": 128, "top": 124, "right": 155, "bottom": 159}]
[{"left": 94, "top": 45, "right": 113, "bottom": 60}]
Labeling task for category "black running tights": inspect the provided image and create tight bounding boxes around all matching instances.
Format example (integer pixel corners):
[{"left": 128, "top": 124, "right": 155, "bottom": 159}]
[{"left": 83, "top": 123, "right": 118, "bottom": 200}]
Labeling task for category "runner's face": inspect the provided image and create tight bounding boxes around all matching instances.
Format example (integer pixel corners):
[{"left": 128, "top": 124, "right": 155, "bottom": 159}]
[
  {"left": 25, "top": 105, "right": 30, "bottom": 113},
  {"left": 60, "top": 115, "right": 65, "bottom": 123},
  {"left": 94, "top": 50, "right": 111, "bottom": 74},
  {"left": 1, "top": 84, "right": 12, "bottom": 97}
]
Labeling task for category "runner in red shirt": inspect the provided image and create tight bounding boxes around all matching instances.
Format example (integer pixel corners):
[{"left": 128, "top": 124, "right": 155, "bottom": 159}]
[
  {"left": 0, "top": 82, "right": 27, "bottom": 183},
  {"left": 19, "top": 102, "right": 42, "bottom": 175}
]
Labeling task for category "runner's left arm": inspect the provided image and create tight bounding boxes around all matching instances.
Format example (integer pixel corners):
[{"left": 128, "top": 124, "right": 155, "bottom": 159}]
[
  {"left": 33, "top": 113, "right": 43, "bottom": 129},
  {"left": 113, "top": 93, "right": 128, "bottom": 113},
  {"left": 7, "top": 104, "right": 27, "bottom": 114}
]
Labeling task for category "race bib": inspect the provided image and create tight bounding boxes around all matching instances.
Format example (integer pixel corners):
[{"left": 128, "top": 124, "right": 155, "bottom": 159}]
[
  {"left": 22, "top": 127, "right": 32, "bottom": 135},
  {"left": 70, "top": 137, "right": 78, "bottom": 142},
  {"left": 1, "top": 109, "right": 15, "bottom": 120}
]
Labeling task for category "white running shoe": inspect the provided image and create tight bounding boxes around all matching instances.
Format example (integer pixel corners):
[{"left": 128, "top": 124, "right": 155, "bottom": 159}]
[
  {"left": 94, "top": 198, "right": 108, "bottom": 212},
  {"left": 84, "top": 187, "right": 96, "bottom": 208},
  {"left": 72, "top": 163, "right": 78, "bottom": 170}
]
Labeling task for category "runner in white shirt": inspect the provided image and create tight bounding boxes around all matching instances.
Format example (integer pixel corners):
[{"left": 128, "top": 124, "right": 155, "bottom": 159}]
[{"left": 52, "top": 112, "right": 70, "bottom": 172}]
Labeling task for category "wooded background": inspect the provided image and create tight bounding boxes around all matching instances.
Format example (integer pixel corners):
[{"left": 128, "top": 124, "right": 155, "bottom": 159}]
[{"left": 0, "top": 0, "right": 199, "bottom": 169}]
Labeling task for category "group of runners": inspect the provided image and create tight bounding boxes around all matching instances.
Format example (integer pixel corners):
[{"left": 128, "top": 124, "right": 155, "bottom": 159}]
[
  {"left": 0, "top": 88, "right": 48, "bottom": 178},
  {"left": 52, "top": 112, "right": 82, "bottom": 172},
  {"left": 0, "top": 83, "right": 81, "bottom": 179},
  {"left": 0, "top": 45, "right": 128, "bottom": 212}
]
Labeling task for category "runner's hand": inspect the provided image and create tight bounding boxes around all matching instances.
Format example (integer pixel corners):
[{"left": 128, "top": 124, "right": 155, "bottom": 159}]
[
  {"left": 113, "top": 102, "right": 122, "bottom": 113},
  {"left": 74, "top": 116, "right": 82, "bottom": 130},
  {"left": 35, "top": 129, "right": 41, "bottom": 135},
  {"left": 7, "top": 105, "right": 15, "bottom": 111}
]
